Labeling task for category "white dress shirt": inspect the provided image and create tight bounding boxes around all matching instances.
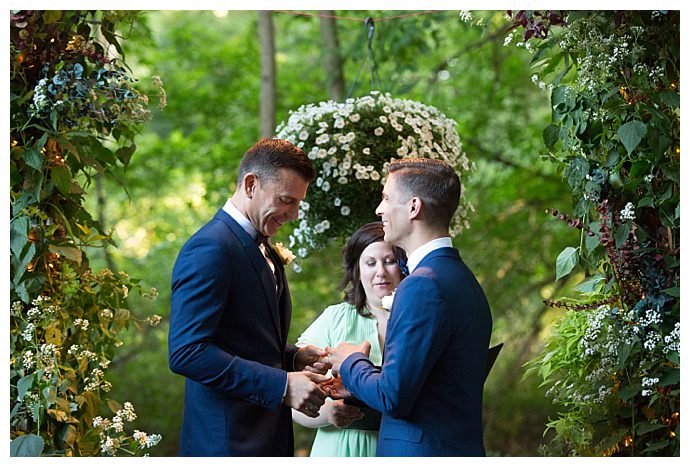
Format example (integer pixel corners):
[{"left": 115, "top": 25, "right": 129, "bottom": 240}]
[{"left": 406, "top": 237, "right": 453, "bottom": 274}]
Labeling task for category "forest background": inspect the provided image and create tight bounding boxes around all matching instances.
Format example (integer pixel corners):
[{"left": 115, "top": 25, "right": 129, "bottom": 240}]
[
  {"left": 83, "top": 9, "right": 576, "bottom": 456},
  {"left": 10, "top": 8, "right": 681, "bottom": 456}
]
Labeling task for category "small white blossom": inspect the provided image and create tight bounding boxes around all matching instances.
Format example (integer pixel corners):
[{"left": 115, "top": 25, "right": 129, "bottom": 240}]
[{"left": 620, "top": 202, "right": 635, "bottom": 221}]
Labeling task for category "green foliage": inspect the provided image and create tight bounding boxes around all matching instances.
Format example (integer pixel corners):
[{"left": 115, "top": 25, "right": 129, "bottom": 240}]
[
  {"left": 512, "top": 11, "right": 680, "bottom": 456},
  {"left": 92, "top": 10, "right": 576, "bottom": 456},
  {"left": 10, "top": 10, "right": 162, "bottom": 456}
]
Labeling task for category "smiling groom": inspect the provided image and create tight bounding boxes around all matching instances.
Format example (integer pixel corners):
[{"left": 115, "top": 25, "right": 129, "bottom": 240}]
[
  {"left": 169, "top": 138, "right": 332, "bottom": 456},
  {"left": 328, "top": 158, "right": 493, "bottom": 456}
]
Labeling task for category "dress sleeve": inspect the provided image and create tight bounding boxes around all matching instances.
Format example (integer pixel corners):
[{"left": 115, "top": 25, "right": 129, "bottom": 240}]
[{"left": 295, "top": 304, "right": 339, "bottom": 349}]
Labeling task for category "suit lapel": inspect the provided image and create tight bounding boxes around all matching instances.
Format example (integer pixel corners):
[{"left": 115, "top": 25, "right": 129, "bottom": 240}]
[{"left": 214, "top": 210, "right": 282, "bottom": 340}]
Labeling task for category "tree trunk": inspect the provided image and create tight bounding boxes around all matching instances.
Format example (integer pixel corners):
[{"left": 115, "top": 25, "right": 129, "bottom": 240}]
[
  {"left": 258, "top": 11, "right": 276, "bottom": 137},
  {"left": 319, "top": 11, "right": 345, "bottom": 101}
]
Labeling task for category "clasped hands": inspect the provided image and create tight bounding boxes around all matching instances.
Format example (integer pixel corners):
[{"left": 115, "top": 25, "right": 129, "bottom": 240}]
[{"left": 284, "top": 342, "right": 370, "bottom": 417}]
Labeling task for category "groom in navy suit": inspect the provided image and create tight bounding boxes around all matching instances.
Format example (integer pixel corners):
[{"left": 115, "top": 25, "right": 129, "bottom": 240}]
[
  {"left": 327, "top": 158, "right": 492, "bottom": 456},
  {"left": 169, "top": 138, "right": 332, "bottom": 456}
]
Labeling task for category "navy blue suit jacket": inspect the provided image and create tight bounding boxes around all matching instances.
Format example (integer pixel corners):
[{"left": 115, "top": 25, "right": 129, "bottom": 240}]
[
  {"left": 168, "top": 210, "right": 299, "bottom": 456},
  {"left": 340, "top": 247, "right": 492, "bottom": 456}
]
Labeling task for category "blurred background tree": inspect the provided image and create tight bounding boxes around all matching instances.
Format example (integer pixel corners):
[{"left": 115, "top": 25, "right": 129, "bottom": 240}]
[{"left": 81, "top": 10, "right": 582, "bottom": 456}]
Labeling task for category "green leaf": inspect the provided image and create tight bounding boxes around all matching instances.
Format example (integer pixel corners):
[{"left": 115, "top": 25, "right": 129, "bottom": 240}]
[
  {"left": 663, "top": 286, "right": 680, "bottom": 297},
  {"left": 658, "top": 368, "right": 679, "bottom": 386},
  {"left": 17, "top": 374, "right": 35, "bottom": 401},
  {"left": 42, "top": 386, "right": 58, "bottom": 405},
  {"left": 42, "top": 10, "right": 62, "bottom": 23},
  {"left": 617, "top": 120, "right": 647, "bottom": 155},
  {"left": 617, "top": 384, "right": 640, "bottom": 401},
  {"left": 49, "top": 244, "right": 83, "bottom": 265},
  {"left": 636, "top": 421, "right": 666, "bottom": 436},
  {"left": 60, "top": 424, "right": 77, "bottom": 448},
  {"left": 107, "top": 399, "right": 123, "bottom": 414},
  {"left": 22, "top": 148, "right": 44, "bottom": 171},
  {"left": 659, "top": 90, "right": 680, "bottom": 108},
  {"left": 617, "top": 342, "right": 631, "bottom": 367},
  {"left": 556, "top": 247, "right": 579, "bottom": 281},
  {"left": 574, "top": 274, "right": 604, "bottom": 293},
  {"left": 615, "top": 221, "right": 632, "bottom": 248},
  {"left": 10, "top": 216, "right": 29, "bottom": 258},
  {"left": 51, "top": 165, "right": 73, "bottom": 196},
  {"left": 642, "top": 439, "right": 670, "bottom": 453},
  {"left": 10, "top": 434, "right": 44, "bottom": 457},
  {"left": 543, "top": 124, "right": 560, "bottom": 150},
  {"left": 584, "top": 222, "right": 601, "bottom": 253}
]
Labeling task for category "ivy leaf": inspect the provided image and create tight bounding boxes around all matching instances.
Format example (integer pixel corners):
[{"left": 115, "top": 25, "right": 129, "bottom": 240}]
[
  {"left": 617, "top": 342, "right": 631, "bottom": 368},
  {"left": 636, "top": 421, "right": 666, "bottom": 436},
  {"left": 17, "top": 374, "right": 35, "bottom": 400},
  {"left": 658, "top": 368, "right": 679, "bottom": 386},
  {"left": 617, "top": 120, "right": 647, "bottom": 155},
  {"left": 659, "top": 90, "right": 680, "bottom": 108},
  {"left": 10, "top": 433, "right": 44, "bottom": 457},
  {"left": 10, "top": 216, "right": 29, "bottom": 258},
  {"left": 574, "top": 274, "right": 604, "bottom": 293},
  {"left": 51, "top": 165, "right": 73, "bottom": 196},
  {"left": 556, "top": 246, "right": 579, "bottom": 281},
  {"left": 617, "top": 384, "right": 641, "bottom": 401},
  {"left": 543, "top": 124, "right": 560, "bottom": 150},
  {"left": 615, "top": 221, "right": 632, "bottom": 248},
  {"left": 49, "top": 244, "right": 83, "bottom": 265},
  {"left": 22, "top": 148, "right": 44, "bottom": 171}
]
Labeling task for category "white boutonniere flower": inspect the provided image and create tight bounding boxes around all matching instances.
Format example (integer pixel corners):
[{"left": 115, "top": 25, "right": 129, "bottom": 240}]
[
  {"left": 381, "top": 290, "right": 396, "bottom": 311},
  {"left": 273, "top": 242, "right": 296, "bottom": 265}
]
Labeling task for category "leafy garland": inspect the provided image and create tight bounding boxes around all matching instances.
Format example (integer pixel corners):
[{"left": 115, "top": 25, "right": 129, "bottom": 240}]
[
  {"left": 275, "top": 92, "right": 474, "bottom": 267},
  {"left": 10, "top": 11, "right": 164, "bottom": 456},
  {"left": 507, "top": 11, "right": 680, "bottom": 456}
]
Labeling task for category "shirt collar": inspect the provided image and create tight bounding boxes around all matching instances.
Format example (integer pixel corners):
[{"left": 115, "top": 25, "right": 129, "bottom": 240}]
[
  {"left": 406, "top": 237, "right": 453, "bottom": 274},
  {"left": 222, "top": 198, "right": 259, "bottom": 241}
]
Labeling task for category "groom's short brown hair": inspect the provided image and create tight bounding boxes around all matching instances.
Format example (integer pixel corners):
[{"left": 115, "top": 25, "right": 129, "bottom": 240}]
[
  {"left": 388, "top": 158, "right": 461, "bottom": 230},
  {"left": 237, "top": 137, "right": 315, "bottom": 186}
]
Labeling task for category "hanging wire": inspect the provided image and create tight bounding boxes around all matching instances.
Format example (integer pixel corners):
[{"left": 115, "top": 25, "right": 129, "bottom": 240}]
[
  {"left": 273, "top": 10, "right": 439, "bottom": 22},
  {"left": 347, "top": 17, "right": 383, "bottom": 98}
]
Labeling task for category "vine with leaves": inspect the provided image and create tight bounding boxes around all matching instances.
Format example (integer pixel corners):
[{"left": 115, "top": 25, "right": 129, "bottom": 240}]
[
  {"left": 506, "top": 11, "right": 679, "bottom": 456},
  {"left": 10, "top": 10, "right": 165, "bottom": 456}
]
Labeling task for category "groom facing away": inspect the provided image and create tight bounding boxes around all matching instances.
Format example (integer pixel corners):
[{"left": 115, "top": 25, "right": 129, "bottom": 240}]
[
  {"left": 168, "top": 138, "right": 332, "bottom": 456},
  {"left": 327, "top": 158, "right": 492, "bottom": 456}
]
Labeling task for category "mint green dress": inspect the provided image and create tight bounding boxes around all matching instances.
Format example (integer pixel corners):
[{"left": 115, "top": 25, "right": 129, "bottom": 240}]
[{"left": 296, "top": 302, "right": 383, "bottom": 457}]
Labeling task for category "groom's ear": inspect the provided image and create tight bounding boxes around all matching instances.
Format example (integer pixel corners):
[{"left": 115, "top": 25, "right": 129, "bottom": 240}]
[
  {"left": 408, "top": 197, "right": 423, "bottom": 220},
  {"left": 243, "top": 173, "right": 258, "bottom": 198}
]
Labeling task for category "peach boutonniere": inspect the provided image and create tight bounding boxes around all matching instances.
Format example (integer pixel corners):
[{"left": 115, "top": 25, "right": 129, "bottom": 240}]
[{"left": 273, "top": 242, "right": 296, "bottom": 265}]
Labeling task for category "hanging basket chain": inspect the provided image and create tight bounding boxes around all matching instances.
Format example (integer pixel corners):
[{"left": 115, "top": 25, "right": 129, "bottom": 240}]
[{"left": 347, "top": 17, "right": 383, "bottom": 98}]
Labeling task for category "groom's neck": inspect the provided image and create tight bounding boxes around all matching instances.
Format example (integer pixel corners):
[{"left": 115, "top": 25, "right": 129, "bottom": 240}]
[{"left": 401, "top": 226, "right": 450, "bottom": 256}]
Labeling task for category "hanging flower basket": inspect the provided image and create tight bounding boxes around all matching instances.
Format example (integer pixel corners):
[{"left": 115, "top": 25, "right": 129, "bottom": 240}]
[{"left": 275, "top": 92, "right": 475, "bottom": 263}]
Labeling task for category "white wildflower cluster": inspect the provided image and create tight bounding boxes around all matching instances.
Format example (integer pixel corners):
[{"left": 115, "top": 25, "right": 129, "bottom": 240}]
[
  {"left": 641, "top": 376, "right": 660, "bottom": 397},
  {"left": 32, "top": 78, "right": 50, "bottom": 113},
  {"left": 644, "top": 173, "right": 654, "bottom": 183},
  {"left": 101, "top": 308, "right": 114, "bottom": 319},
  {"left": 619, "top": 202, "right": 635, "bottom": 221},
  {"left": 643, "top": 331, "right": 662, "bottom": 352},
  {"left": 21, "top": 322, "right": 36, "bottom": 341},
  {"left": 133, "top": 430, "right": 162, "bottom": 449},
  {"left": 74, "top": 318, "right": 89, "bottom": 331},
  {"left": 458, "top": 10, "right": 473, "bottom": 23},
  {"left": 531, "top": 74, "right": 554, "bottom": 92},
  {"left": 147, "top": 314, "right": 162, "bottom": 326},
  {"left": 94, "top": 402, "right": 161, "bottom": 456},
  {"left": 663, "top": 322, "right": 680, "bottom": 355},
  {"left": 638, "top": 308, "right": 662, "bottom": 327},
  {"left": 84, "top": 367, "right": 111, "bottom": 392},
  {"left": 560, "top": 19, "right": 649, "bottom": 94},
  {"left": 276, "top": 92, "right": 474, "bottom": 262}
]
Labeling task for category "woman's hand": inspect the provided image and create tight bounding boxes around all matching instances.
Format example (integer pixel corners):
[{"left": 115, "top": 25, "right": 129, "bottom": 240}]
[{"left": 324, "top": 400, "right": 364, "bottom": 428}]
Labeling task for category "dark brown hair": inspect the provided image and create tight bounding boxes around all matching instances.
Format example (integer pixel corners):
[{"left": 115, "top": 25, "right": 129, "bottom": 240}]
[
  {"left": 388, "top": 158, "right": 461, "bottom": 230},
  {"left": 338, "top": 221, "right": 407, "bottom": 317},
  {"left": 237, "top": 137, "right": 315, "bottom": 186}
]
